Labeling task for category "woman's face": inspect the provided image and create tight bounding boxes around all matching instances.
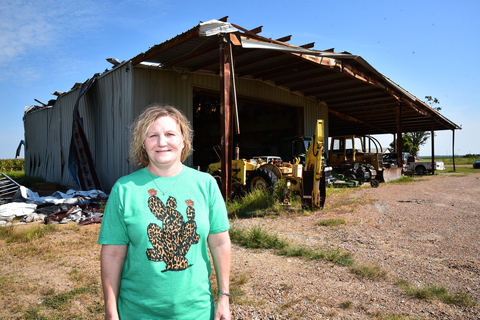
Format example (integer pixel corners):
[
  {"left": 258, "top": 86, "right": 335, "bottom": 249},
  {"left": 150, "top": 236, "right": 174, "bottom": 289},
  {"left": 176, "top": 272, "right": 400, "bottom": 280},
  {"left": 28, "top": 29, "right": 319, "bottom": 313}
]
[{"left": 144, "top": 116, "right": 185, "bottom": 171}]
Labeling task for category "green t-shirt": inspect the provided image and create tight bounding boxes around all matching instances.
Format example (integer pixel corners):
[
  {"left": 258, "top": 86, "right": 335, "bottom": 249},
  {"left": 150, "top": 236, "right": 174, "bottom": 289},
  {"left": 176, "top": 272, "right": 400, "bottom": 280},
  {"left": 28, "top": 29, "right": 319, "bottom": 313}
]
[{"left": 98, "top": 166, "right": 229, "bottom": 320}]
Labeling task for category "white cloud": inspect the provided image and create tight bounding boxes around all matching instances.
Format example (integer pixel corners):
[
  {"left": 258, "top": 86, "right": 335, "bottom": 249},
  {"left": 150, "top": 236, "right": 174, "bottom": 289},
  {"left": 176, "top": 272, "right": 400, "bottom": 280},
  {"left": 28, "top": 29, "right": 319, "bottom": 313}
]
[
  {"left": 0, "top": 2, "right": 53, "bottom": 63},
  {"left": 0, "top": 0, "right": 104, "bottom": 67}
]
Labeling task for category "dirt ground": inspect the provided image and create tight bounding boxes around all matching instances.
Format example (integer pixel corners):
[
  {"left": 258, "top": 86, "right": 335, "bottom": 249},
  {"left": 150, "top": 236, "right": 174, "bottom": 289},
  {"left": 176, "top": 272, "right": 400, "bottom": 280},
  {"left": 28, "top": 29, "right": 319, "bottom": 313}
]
[
  {"left": 228, "top": 173, "right": 480, "bottom": 319},
  {"left": 1, "top": 173, "right": 479, "bottom": 319}
]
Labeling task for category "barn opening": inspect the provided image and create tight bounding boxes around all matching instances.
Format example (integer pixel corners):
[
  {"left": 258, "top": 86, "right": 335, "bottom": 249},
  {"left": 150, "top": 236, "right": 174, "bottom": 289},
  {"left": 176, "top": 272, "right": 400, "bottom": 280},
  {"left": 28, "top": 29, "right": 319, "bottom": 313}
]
[{"left": 192, "top": 89, "right": 303, "bottom": 169}]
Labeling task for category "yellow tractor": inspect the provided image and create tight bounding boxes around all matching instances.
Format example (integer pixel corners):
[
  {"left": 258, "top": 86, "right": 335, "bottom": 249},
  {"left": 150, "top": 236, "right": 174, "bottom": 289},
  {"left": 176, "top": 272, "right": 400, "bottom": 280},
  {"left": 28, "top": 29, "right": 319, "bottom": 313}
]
[
  {"left": 329, "top": 135, "right": 403, "bottom": 186},
  {"left": 207, "top": 120, "right": 326, "bottom": 209}
]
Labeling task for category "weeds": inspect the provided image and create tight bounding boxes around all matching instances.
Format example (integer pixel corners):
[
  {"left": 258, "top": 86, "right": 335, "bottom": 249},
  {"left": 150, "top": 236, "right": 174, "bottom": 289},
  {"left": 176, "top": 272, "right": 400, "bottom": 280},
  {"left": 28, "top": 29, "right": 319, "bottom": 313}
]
[
  {"left": 373, "top": 313, "right": 423, "bottom": 320},
  {"left": 350, "top": 262, "right": 388, "bottom": 279},
  {"left": 339, "top": 301, "right": 353, "bottom": 309},
  {"left": 324, "top": 187, "right": 374, "bottom": 212},
  {"left": 1, "top": 224, "right": 58, "bottom": 243},
  {"left": 316, "top": 217, "right": 346, "bottom": 227},
  {"left": 42, "top": 282, "right": 99, "bottom": 310},
  {"left": 211, "top": 266, "right": 249, "bottom": 305},
  {"left": 229, "top": 224, "right": 289, "bottom": 250},
  {"left": 230, "top": 224, "right": 355, "bottom": 266},
  {"left": 278, "top": 245, "right": 355, "bottom": 266},
  {"left": 226, "top": 179, "right": 305, "bottom": 218},
  {"left": 386, "top": 176, "right": 415, "bottom": 184},
  {"left": 395, "top": 279, "right": 476, "bottom": 306},
  {"left": 68, "top": 268, "right": 84, "bottom": 282}
]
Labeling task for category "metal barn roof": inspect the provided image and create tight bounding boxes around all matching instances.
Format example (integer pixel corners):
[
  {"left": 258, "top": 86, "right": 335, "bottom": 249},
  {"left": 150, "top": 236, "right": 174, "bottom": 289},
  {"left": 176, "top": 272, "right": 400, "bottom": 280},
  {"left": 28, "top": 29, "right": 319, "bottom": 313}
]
[{"left": 131, "top": 18, "right": 460, "bottom": 137}]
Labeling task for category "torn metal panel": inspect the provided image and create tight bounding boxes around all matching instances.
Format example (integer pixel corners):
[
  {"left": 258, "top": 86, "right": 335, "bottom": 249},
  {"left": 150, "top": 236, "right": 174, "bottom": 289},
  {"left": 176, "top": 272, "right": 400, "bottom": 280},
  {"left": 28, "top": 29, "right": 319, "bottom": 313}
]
[
  {"left": 199, "top": 19, "right": 239, "bottom": 36},
  {"left": 68, "top": 76, "right": 103, "bottom": 191},
  {"left": 0, "top": 173, "right": 21, "bottom": 198}
]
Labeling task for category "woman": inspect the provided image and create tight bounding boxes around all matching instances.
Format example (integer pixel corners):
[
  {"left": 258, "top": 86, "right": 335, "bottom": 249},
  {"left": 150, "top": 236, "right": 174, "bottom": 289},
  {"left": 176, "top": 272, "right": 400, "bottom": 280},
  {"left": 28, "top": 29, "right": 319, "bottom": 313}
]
[{"left": 98, "top": 105, "right": 231, "bottom": 320}]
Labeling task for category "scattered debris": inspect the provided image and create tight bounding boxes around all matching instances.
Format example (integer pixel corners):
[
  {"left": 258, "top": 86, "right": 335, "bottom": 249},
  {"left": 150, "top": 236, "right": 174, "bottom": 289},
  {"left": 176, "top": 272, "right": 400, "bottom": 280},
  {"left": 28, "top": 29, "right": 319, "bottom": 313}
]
[
  {"left": 398, "top": 199, "right": 427, "bottom": 204},
  {"left": 0, "top": 184, "right": 107, "bottom": 227},
  {"left": 0, "top": 173, "right": 21, "bottom": 199}
]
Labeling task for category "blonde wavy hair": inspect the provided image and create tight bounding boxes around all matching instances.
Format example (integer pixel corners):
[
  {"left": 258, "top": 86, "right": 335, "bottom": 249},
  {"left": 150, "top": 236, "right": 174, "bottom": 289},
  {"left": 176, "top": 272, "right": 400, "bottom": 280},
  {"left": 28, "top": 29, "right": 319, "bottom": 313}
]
[{"left": 130, "top": 105, "right": 193, "bottom": 167}]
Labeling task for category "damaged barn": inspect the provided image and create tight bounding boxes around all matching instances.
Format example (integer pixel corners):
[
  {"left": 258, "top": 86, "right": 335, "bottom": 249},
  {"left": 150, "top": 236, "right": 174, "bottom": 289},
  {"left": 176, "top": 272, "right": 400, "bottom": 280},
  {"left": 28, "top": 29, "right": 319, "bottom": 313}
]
[{"left": 21, "top": 18, "right": 460, "bottom": 196}]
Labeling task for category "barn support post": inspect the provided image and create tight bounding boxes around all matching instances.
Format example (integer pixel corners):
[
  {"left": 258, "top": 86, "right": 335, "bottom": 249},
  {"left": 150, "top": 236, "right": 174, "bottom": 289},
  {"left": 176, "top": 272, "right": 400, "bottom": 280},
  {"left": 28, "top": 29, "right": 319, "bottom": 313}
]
[
  {"left": 431, "top": 117, "right": 435, "bottom": 175},
  {"left": 396, "top": 102, "right": 403, "bottom": 165},
  {"left": 452, "top": 129, "right": 456, "bottom": 172},
  {"left": 219, "top": 35, "right": 233, "bottom": 201}
]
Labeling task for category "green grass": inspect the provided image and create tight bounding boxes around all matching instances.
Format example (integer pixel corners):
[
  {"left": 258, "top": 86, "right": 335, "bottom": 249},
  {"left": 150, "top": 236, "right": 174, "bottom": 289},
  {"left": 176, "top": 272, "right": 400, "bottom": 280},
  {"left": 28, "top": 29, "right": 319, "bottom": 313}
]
[
  {"left": 350, "top": 262, "right": 388, "bottom": 279},
  {"left": 440, "top": 165, "right": 480, "bottom": 174},
  {"left": 1, "top": 170, "right": 46, "bottom": 187},
  {"left": 386, "top": 176, "right": 416, "bottom": 184},
  {"left": 418, "top": 156, "right": 479, "bottom": 165},
  {"left": 0, "top": 224, "right": 59, "bottom": 243},
  {"left": 226, "top": 179, "right": 306, "bottom": 218},
  {"left": 229, "top": 224, "right": 289, "bottom": 250},
  {"left": 277, "top": 245, "right": 355, "bottom": 266},
  {"left": 41, "top": 283, "right": 99, "bottom": 310},
  {"left": 395, "top": 279, "right": 476, "bottom": 306},
  {"left": 339, "top": 301, "right": 353, "bottom": 309},
  {"left": 316, "top": 217, "right": 346, "bottom": 227},
  {"left": 229, "top": 224, "right": 355, "bottom": 266}
]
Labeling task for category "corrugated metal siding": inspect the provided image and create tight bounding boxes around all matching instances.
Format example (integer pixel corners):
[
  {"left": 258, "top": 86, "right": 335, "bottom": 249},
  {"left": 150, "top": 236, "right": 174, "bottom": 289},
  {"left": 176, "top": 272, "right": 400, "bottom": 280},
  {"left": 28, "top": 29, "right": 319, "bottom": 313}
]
[
  {"left": 89, "top": 64, "right": 133, "bottom": 190},
  {"left": 132, "top": 68, "right": 195, "bottom": 166},
  {"left": 24, "top": 92, "right": 78, "bottom": 187},
  {"left": 24, "top": 63, "right": 327, "bottom": 192},
  {"left": 23, "top": 64, "right": 133, "bottom": 192},
  {"left": 132, "top": 68, "right": 329, "bottom": 159}
]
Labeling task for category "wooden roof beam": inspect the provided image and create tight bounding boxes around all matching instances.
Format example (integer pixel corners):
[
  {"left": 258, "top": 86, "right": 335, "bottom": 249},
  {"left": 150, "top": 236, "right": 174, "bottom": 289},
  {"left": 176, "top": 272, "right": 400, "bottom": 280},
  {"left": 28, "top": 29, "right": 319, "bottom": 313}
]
[
  {"left": 328, "top": 109, "right": 390, "bottom": 133},
  {"left": 276, "top": 35, "right": 292, "bottom": 42},
  {"left": 323, "top": 90, "right": 387, "bottom": 104},
  {"left": 274, "top": 69, "right": 329, "bottom": 86},
  {"left": 249, "top": 26, "right": 263, "bottom": 34},
  {"left": 259, "top": 64, "right": 313, "bottom": 81},
  {"left": 308, "top": 83, "right": 375, "bottom": 97},
  {"left": 290, "top": 77, "right": 351, "bottom": 92},
  {"left": 300, "top": 42, "right": 315, "bottom": 49},
  {"left": 162, "top": 43, "right": 220, "bottom": 69}
]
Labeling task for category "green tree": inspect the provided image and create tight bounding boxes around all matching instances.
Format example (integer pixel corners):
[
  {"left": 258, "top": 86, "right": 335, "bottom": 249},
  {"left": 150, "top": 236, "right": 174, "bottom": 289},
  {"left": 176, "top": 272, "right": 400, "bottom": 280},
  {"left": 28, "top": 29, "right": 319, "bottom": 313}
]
[{"left": 390, "top": 96, "right": 440, "bottom": 156}]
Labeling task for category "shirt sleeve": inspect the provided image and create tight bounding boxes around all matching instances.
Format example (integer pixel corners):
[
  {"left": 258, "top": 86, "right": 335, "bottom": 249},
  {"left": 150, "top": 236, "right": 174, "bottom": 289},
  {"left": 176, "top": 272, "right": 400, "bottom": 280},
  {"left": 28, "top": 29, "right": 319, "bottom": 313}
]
[
  {"left": 97, "top": 182, "right": 130, "bottom": 245},
  {"left": 207, "top": 175, "right": 230, "bottom": 234}
]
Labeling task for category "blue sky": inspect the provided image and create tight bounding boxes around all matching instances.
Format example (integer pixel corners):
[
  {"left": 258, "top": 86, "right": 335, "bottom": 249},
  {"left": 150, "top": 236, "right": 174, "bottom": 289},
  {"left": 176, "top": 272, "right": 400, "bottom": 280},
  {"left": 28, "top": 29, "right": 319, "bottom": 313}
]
[{"left": 1, "top": 0, "right": 479, "bottom": 159}]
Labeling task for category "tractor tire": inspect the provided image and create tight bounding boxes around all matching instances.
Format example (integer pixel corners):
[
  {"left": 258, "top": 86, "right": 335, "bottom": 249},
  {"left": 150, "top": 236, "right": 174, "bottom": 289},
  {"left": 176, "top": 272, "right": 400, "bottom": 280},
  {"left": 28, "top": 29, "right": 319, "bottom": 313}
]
[
  {"left": 370, "top": 179, "right": 380, "bottom": 188},
  {"left": 416, "top": 165, "right": 426, "bottom": 176},
  {"left": 213, "top": 177, "right": 246, "bottom": 199},
  {"left": 246, "top": 168, "right": 278, "bottom": 192}
]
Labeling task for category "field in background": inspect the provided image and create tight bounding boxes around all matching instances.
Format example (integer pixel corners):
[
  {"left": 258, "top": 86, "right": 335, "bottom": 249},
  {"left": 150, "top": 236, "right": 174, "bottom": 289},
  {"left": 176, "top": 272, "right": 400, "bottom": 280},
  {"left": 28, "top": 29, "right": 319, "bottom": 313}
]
[{"left": 417, "top": 155, "right": 479, "bottom": 165}]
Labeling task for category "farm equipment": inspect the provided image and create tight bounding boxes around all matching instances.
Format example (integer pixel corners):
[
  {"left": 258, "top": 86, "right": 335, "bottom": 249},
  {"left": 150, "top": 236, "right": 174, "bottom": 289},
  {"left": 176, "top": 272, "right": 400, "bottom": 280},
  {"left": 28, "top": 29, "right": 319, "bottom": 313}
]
[
  {"left": 206, "top": 120, "right": 327, "bottom": 209},
  {"left": 329, "top": 135, "right": 403, "bottom": 186}
]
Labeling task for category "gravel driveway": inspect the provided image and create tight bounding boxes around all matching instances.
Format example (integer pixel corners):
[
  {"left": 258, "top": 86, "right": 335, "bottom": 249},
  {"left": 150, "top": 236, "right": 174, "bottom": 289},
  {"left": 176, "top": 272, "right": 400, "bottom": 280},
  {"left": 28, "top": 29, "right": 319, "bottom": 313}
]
[{"left": 229, "top": 173, "right": 480, "bottom": 319}]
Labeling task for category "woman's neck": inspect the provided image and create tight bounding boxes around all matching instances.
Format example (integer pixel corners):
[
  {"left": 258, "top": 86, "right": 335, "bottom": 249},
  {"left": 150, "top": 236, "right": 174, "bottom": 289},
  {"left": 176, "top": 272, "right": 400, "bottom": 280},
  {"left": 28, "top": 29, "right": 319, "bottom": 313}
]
[{"left": 147, "top": 162, "right": 184, "bottom": 177}]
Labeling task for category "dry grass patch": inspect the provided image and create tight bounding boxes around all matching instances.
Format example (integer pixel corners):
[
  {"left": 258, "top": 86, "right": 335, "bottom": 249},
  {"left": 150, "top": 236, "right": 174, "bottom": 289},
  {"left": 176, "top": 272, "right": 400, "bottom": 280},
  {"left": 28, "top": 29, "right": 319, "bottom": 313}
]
[
  {"left": 0, "top": 223, "right": 104, "bottom": 319},
  {"left": 324, "top": 187, "right": 374, "bottom": 212}
]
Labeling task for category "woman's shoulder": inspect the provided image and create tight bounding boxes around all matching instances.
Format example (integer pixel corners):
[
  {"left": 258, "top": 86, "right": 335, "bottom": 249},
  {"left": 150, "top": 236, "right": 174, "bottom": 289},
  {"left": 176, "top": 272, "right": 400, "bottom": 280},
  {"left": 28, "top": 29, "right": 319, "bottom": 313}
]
[
  {"left": 183, "top": 165, "right": 215, "bottom": 181},
  {"left": 183, "top": 166, "right": 221, "bottom": 189},
  {"left": 113, "top": 168, "right": 148, "bottom": 188}
]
